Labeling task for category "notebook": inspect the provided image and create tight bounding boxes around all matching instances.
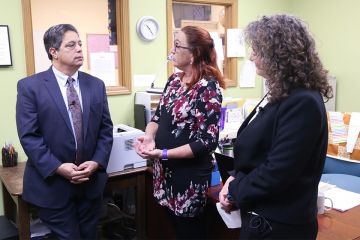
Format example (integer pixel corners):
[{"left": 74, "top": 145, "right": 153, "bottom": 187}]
[{"left": 214, "top": 152, "right": 234, "bottom": 184}]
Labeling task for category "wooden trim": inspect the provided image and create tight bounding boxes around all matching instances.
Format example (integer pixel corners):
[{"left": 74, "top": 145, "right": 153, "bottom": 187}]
[
  {"left": 21, "top": 0, "right": 131, "bottom": 95},
  {"left": 175, "top": 0, "right": 236, "bottom": 4},
  {"left": 224, "top": 0, "right": 237, "bottom": 87},
  {"left": 114, "top": 0, "right": 132, "bottom": 95},
  {"left": 166, "top": 0, "right": 174, "bottom": 77},
  {"left": 21, "top": 0, "right": 35, "bottom": 76},
  {"left": 167, "top": 0, "right": 238, "bottom": 87}
]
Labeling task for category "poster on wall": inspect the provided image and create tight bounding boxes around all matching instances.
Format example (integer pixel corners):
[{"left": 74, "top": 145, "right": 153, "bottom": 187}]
[{"left": 0, "top": 25, "right": 12, "bottom": 66}]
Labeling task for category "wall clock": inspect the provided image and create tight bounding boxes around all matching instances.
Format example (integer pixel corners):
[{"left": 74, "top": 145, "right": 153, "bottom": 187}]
[{"left": 136, "top": 16, "right": 160, "bottom": 42}]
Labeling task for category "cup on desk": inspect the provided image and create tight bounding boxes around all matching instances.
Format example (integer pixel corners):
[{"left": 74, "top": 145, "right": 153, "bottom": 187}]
[{"left": 317, "top": 191, "right": 333, "bottom": 214}]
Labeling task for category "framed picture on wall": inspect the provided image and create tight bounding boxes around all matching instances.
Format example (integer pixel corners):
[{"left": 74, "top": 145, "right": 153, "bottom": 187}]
[{"left": 0, "top": 25, "right": 12, "bottom": 66}]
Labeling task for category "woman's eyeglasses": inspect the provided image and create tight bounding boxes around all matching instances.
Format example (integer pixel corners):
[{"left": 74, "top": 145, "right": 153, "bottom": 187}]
[{"left": 174, "top": 42, "right": 192, "bottom": 52}]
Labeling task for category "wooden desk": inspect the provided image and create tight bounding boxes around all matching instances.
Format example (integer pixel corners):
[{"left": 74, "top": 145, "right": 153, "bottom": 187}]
[
  {"left": 0, "top": 161, "right": 29, "bottom": 240},
  {"left": 208, "top": 185, "right": 360, "bottom": 240},
  {"left": 318, "top": 205, "right": 360, "bottom": 240},
  {"left": 106, "top": 166, "right": 150, "bottom": 239},
  {"left": 0, "top": 162, "right": 150, "bottom": 240}
]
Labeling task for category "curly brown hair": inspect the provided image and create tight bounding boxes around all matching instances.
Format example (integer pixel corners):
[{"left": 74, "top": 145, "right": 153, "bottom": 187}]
[
  {"left": 244, "top": 14, "right": 332, "bottom": 103},
  {"left": 182, "top": 26, "right": 225, "bottom": 89}
]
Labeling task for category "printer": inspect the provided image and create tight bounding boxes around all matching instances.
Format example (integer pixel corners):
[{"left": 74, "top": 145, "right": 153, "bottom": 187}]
[{"left": 106, "top": 124, "right": 147, "bottom": 174}]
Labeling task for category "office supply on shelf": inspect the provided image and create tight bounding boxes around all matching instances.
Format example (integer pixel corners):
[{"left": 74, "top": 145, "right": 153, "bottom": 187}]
[
  {"left": 327, "top": 112, "right": 360, "bottom": 162},
  {"left": 146, "top": 54, "right": 172, "bottom": 94},
  {"left": 145, "top": 87, "right": 163, "bottom": 94},
  {"left": 134, "top": 104, "right": 147, "bottom": 131},
  {"left": 135, "top": 92, "right": 161, "bottom": 125},
  {"left": 1, "top": 142, "right": 18, "bottom": 167}
]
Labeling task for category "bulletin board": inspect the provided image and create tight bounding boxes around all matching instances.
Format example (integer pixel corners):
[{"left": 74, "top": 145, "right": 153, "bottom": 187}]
[{"left": 327, "top": 112, "right": 360, "bottom": 162}]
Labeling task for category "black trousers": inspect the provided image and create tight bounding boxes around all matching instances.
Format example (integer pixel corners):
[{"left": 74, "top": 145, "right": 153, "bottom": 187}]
[
  {"left": 239, "top": 212, "right": 318, "bottom": 240},
  {"left": 166, "top": 208, "right": 206, "bottom": 240}
]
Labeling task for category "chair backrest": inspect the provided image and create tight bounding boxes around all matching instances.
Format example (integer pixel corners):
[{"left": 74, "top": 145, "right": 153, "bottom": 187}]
[{"left": 323, "top": 156, "right": 360, "bottom": 177}]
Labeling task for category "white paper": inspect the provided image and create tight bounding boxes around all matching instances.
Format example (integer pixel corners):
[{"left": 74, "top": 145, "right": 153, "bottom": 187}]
[
  {"left": 133, "top": 74, "right": 156, "bottom": 87},
  {"left": 209, "top": 32, "right": 224, "bottom": 61},
  {"left": 90, "top": 52, "right": 116, "bottom": 86},
  {"left": 318, "top": 181, "right": 336, "bottom": 192},
  {"left": 209, "top": 32, "right": 224, "bottom": 74},
  {"left": 346, "top": 112, "right": 360, "bottom": 153},
  {"left": 0, "top": 26, "right": 12, "bottom": 65},
  {"left": 239, "top": 60, "right": 256, "bottom": 88},
  {"left": 216, "top": 202, "right": 242, "bottom": 228},
  {"left": 226, "top": 28, "right": 246, "bottom": 57},
  {"left": 324, "top": 187, "right": 360, "bottom": 212}
]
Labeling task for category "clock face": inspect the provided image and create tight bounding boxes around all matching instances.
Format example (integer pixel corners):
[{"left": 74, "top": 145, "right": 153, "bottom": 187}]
[{"left": 137, "top": 16, "right": 159, "bottom": 41}]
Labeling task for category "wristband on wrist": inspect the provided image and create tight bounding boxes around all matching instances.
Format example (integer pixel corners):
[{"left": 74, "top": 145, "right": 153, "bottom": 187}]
[{"left": 162, "top": 149, "right": 168, "bottom": 160}]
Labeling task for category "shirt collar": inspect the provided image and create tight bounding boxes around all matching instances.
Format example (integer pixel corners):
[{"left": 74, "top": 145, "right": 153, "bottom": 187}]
[{"left": 52, "top": 66, "right": 79, "bottom": 87}]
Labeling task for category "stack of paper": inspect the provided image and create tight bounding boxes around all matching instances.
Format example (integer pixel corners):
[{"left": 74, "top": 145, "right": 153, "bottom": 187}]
[
  {"left": 324, "top": 187, "right": 360, "bottom": 212},
  {"left": 318, "top": 181, "right": 336, "bottom": 192}
]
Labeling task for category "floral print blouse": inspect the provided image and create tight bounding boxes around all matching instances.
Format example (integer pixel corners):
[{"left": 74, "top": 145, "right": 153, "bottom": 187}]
[{"left": 151, "top": 72, "right": 222, "bottom": 217}]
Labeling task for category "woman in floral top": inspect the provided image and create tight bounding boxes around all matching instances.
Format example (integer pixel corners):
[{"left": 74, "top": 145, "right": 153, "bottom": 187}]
[{"left": 135, "top": 26, "right": 225, "bottom": 239}]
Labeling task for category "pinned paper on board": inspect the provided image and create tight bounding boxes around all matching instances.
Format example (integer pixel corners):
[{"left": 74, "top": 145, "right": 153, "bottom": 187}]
[
  {"left": 209, "top": 32, "right": 224, "bottom": 73},
  {"left": 239, "top": 60, "right": 256, "bottom": 88},
  {"left": 226, "top": 28, "right": 246, "bottom": 58},
  {"left": 90, "top": 52, "right": 116, "bottom": 86}
]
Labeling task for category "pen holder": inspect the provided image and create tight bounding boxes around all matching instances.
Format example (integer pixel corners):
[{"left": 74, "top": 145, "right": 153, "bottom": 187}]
[{"left": 2, "top": 151, "right": 18, "bottom": 167}]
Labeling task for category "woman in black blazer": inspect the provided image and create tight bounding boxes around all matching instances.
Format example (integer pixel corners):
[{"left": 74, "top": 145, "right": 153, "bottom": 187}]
[{"left": 219, "top": 14, "right": 333, "bottom": 239}]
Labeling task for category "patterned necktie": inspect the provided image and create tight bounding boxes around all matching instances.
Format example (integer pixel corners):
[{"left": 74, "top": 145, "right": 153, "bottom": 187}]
[{"left": 66, "top": 77, "right": 83, "bottom": 164}]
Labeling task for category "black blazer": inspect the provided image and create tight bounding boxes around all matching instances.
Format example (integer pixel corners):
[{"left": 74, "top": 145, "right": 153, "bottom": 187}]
[
  {"left": 16, "top": 67, "right": 113, "bottom": 209},
  {"left": 228, "top": 89, "right": 328, "bottom": 224}
]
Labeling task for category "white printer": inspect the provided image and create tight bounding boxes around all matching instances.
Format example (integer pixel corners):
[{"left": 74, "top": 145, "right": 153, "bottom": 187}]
[{"left": 106, "top": 124, "right": 147, "bottom": 174}]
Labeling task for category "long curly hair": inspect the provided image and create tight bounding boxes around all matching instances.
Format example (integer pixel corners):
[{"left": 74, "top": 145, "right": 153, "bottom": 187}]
[
  {"left": 244, "top": 14, "right": 332, "bottom": 103},
  {"left": 181, "top": 26, "right": 225, "bottom": 89}
]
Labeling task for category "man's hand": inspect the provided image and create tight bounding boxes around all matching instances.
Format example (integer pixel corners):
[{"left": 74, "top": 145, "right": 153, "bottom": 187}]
[
  {"left": 70, "top": 161, "right": 99, "bottom": 184},
  {"left": 55, "top": 163, "right": 81, "bottom": 181},
  {"left": 56, "top": 161, "right": 99, "bottom": 184}
]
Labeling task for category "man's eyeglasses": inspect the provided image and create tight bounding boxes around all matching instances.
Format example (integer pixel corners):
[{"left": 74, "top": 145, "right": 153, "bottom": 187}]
[
  {"left": 64, "top": 41, "right": 82, "bottom": 50},
  {"left": 174, "top": 42, "right": 192, "bottom": 52}
]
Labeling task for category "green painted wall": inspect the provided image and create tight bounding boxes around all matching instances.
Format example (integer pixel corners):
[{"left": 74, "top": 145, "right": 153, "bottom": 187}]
[
  {"left": 1, "top": 0, "right": 359, "bottom": 215},
  {"left": 225, "top": 0, "right": 290, "bottom": 99},
  {"left": 0, "top": 0, "right": 27, "bottom": 216},
  {"left": 288, "top": 0, "right": 360, "bottom": 112}
]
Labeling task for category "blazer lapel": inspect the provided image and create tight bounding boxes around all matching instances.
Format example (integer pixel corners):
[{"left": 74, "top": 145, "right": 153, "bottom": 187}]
[
  {"left": 79, "top": 72, "right": 90, "bottom": 140},
  {"left": 43, "top": 67, "right": 73, "bottom": 134}
]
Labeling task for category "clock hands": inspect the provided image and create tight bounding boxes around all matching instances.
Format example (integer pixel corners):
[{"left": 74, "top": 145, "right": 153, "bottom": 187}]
[{"left": 146, "top": 24, "right": 154, "bottom": 35}]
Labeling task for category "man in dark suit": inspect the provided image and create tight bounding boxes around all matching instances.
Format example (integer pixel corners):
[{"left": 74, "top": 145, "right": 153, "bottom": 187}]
[{"left": 16, "top": 24, "right": 113, "bottom": 239}]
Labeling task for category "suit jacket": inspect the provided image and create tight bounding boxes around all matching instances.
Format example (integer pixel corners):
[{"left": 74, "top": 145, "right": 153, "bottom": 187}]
[
  {"left": 16, "top": 67, "right": 113, "bottom": 209},
  {"left": 228, "top": 89, "right": 328, "bottom": 224}
]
